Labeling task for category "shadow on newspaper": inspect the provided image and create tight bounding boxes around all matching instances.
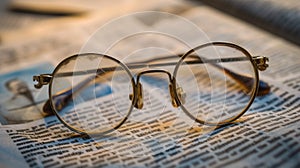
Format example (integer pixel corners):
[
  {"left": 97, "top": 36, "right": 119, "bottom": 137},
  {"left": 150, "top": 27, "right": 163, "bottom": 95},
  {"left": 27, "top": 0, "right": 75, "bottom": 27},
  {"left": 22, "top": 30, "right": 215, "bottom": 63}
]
[{"left": 0, "top": 63, "right": 53, "bottom": 125}]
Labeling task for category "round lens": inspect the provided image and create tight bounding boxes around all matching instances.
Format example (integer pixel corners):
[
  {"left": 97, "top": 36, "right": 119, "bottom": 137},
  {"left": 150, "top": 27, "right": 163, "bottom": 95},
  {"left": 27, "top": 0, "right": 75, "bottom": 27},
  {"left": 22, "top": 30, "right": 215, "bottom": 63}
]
[
  {"left": 50, "top": 53, "right": 134, "bottom": 134},
  {"left": 174, "top": 43, "right": 258, "bottom": 125}
]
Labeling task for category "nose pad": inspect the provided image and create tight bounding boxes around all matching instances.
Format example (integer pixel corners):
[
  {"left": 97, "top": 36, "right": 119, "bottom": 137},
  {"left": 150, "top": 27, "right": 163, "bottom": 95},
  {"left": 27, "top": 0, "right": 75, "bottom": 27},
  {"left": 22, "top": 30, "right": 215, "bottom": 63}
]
[
  {"left": 177, "top": 86, "right": 186, "bottom": 104},
  {"left": 129, "top": 82, "right": 143, "bottom": 109},
  {"left": 169, "top": 84, "right": 186, "bottom": 108}
]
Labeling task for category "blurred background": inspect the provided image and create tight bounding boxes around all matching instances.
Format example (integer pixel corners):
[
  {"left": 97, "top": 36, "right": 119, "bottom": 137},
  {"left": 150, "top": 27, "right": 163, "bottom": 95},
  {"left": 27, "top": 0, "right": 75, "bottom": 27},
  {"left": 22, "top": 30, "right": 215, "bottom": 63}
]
[{"left": 0, "top": 0, "right": 300, "bottom": 46}]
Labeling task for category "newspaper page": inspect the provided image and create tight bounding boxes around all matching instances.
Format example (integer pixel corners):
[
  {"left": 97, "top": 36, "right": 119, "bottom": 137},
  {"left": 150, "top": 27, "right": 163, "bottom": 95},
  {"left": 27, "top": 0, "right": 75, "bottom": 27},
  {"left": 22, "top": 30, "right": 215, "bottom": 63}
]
[{"left": 0, "top": 2, "right": 300, "bottom": 168}]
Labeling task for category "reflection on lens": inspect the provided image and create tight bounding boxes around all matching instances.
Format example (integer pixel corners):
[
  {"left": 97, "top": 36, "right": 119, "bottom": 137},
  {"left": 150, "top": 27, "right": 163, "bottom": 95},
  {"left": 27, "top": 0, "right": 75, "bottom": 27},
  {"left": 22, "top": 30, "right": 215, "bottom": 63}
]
[
  {"left": 174, "top": 43, "right": 257, "bottom": 125},
  {"left": 50, "top": 53, "right": 134, "bottom": 134}
]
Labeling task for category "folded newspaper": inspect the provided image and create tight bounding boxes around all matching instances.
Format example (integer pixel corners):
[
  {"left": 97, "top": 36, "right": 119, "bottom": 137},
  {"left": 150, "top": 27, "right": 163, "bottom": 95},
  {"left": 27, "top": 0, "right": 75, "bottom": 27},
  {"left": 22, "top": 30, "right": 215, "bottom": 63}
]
[{"left": 0, "top": 2, "right": 299, "bottom": 168}]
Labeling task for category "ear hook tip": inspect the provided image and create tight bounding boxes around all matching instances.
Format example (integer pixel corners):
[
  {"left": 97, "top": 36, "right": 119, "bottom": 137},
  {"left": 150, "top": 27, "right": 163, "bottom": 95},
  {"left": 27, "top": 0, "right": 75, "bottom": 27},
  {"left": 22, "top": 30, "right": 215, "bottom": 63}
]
[{"left": 257, "top": 80, "right": 271, "bottom": 96}]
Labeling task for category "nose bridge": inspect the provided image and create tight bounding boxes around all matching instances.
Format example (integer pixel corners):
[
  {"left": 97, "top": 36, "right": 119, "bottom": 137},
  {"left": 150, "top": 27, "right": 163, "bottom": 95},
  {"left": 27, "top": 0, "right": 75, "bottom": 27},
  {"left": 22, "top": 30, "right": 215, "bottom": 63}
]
[
  {"left": 130, "top": 69, "right": 182, "bottom": 109},
  {"left": 136, "top": 69, "right": 173, "bottom": 83},
  {"left": 131, "top": 70, "right": 173, "bottom": 109}
]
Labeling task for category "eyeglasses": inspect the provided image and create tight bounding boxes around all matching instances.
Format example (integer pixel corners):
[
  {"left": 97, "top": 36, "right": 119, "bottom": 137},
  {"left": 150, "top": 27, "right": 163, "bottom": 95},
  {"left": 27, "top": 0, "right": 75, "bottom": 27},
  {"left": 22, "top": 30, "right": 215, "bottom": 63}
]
[{"left": 33, "top": 42, "right": 270, "bottom": 135}]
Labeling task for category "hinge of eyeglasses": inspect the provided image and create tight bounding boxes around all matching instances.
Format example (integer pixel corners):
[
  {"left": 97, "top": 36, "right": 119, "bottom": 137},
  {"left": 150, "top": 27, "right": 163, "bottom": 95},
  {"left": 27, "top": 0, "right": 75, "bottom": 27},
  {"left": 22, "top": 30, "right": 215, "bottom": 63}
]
[
  {"left": 253, "top": 56, "right": 269, "bottom": 71},
  {"left": 33, "top": 74, "right": 52, "bottom": 89}
]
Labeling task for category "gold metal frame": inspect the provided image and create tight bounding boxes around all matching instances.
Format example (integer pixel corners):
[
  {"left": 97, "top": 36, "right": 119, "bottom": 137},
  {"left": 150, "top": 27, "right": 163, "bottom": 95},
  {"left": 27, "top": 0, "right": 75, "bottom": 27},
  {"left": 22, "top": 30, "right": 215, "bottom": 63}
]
[{"left": 33, "top": 42, "right": 269, "bottom": 135}]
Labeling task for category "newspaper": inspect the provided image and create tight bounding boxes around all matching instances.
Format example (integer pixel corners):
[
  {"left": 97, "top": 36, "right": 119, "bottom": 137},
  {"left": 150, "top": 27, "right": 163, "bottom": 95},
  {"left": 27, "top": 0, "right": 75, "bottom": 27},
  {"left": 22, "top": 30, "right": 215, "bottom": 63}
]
[{"left": 0, "top": 2, "right": 300, "bottom": 168}]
